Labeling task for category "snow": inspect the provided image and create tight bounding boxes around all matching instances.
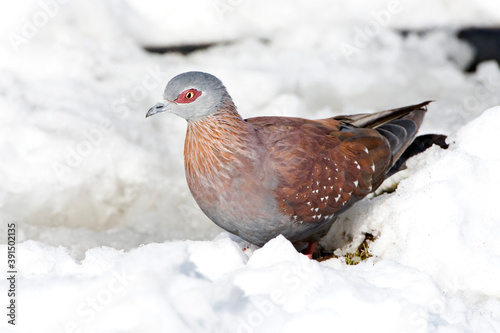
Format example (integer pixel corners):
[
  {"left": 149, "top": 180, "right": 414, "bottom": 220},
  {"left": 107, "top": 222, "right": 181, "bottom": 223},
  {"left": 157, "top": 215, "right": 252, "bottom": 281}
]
[{"left": 1, "top": 0, "right": 500, "bottom": 332}]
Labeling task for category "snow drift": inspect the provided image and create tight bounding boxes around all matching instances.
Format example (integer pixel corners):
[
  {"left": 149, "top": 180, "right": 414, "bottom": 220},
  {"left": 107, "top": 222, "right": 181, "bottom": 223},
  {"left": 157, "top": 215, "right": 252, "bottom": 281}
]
[{"left": 1, "top": 0, "right": 500, "bottom": 332}]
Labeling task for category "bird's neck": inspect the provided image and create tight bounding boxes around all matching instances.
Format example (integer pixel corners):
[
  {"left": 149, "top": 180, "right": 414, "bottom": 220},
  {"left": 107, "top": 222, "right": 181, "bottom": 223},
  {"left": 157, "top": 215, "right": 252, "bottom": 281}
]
[{"left": 184, "top": 102, "right": 255, "bottom": 187}]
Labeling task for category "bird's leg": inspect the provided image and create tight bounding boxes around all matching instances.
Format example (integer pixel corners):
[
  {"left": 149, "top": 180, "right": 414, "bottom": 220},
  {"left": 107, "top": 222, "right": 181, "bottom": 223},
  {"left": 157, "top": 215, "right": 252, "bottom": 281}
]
[{"left": 304, "top": 242, "right": 318, "bottom": 259}]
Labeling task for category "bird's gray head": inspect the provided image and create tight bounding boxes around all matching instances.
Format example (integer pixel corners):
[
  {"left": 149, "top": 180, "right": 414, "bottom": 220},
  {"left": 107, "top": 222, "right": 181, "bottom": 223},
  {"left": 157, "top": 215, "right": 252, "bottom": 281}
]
[{"left": 146, "top": 71, "right": 232, "bottom": 121}]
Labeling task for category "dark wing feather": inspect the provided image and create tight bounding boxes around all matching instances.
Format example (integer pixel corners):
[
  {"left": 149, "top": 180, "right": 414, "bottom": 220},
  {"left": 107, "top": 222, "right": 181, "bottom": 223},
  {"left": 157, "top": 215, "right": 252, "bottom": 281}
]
[
  {"left": 334, "top": 101, "right": 431, "bottom": 128},
  {"left": 335, "top": 101, "right": 429, "bottom": 167}
]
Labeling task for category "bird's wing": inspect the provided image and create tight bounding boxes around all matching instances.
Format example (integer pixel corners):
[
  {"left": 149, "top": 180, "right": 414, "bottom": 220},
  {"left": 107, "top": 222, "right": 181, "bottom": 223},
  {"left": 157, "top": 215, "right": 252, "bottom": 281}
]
[{"left": 247, "top": 116, "right": 390, "bottom": 223}]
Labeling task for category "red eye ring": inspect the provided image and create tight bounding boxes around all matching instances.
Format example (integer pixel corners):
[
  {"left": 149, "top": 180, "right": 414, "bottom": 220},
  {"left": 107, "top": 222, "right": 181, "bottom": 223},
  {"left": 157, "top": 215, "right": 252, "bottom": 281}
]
[{"left": 175, "top": 89, "right": 202, "bottom": 104}]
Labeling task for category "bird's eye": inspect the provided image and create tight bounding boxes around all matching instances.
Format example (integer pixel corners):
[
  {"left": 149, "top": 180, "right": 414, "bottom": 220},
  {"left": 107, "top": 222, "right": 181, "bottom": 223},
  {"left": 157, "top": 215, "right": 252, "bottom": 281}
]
[{"left": 175, "top": 89, "right": 202, "bottom": 104}]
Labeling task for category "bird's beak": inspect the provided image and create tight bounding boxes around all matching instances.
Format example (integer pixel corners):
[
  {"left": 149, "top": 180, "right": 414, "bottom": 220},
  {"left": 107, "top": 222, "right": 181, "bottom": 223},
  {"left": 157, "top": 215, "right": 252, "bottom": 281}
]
[{"left": 146, "top": 100, "right": 170, "bottom": 118}]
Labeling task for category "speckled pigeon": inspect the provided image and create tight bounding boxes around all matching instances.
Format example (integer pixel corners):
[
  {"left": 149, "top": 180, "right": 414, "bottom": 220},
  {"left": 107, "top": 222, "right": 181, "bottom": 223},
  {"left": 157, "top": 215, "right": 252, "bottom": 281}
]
[{"left": 146, "top": 71, "right": 439, "bottom": 257}]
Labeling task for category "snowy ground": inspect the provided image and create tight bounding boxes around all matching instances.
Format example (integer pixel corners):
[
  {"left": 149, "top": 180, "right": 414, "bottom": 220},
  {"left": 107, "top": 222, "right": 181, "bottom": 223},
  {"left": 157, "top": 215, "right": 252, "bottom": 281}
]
[{"left": 1, "top": 1, "right": 500, "bottom": 332}]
